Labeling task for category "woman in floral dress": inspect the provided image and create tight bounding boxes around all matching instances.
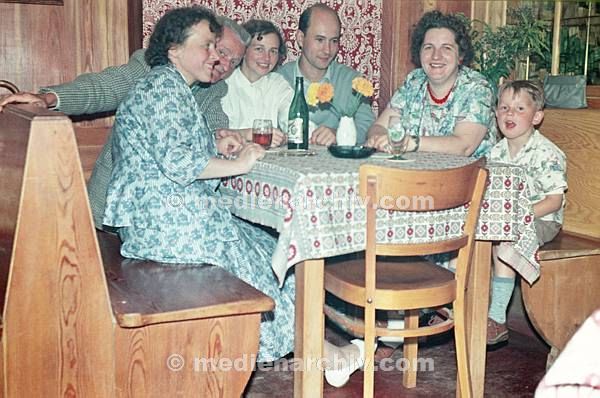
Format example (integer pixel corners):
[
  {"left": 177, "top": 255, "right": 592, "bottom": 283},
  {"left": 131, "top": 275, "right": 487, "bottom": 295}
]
[
  {"left": 102, "top": 6, "right": 295, "bottom": 362},
  {"left": 366, "top": 10, "right": 497, "bottom": 158}
]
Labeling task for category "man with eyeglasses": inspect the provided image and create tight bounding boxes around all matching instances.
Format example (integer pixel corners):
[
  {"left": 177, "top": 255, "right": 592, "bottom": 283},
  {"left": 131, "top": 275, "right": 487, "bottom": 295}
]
[{"left": 0, "top": 14, "right": 249, "bottom": 230}]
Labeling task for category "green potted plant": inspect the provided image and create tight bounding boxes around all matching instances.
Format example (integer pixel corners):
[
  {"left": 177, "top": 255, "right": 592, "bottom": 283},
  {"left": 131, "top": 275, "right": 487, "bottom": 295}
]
[{"left": 458, "top": 6, "right": 549, "bottom": 89}]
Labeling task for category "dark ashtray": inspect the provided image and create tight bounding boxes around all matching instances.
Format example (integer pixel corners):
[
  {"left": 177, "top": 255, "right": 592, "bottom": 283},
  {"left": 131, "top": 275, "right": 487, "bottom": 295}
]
[{"left": 328, "top": 145, "right": 376, "bottom": 159}]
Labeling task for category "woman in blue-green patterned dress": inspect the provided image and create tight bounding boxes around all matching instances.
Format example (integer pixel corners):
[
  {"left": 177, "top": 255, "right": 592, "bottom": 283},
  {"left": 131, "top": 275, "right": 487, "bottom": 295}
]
[
  {"left": 366, "top": 11, "right": 496, "bottom": 158},
  {"left": 103, "top": 7, "right": 366, "bottom": 377},
  {"left": 102, "top": 6, "right": 296, "bottom": 362}
]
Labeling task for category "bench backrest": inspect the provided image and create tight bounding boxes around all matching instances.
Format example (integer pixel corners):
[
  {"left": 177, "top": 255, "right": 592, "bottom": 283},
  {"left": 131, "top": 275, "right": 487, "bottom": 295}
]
[
  {"left": 540, "top": 109, "right": 600, "bottom": 239},
  {"left": 0, "top": 105, "right": 116, "bottom": 396}
]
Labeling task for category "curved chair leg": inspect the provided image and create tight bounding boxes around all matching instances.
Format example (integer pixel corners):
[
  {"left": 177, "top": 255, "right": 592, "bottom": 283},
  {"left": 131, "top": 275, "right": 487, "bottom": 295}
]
[
  {"left": 453, "top": 298, "right": 472, "bottom": 398},
  {"left": 402, "top": 309, "right": 419, "bottom": 388}
]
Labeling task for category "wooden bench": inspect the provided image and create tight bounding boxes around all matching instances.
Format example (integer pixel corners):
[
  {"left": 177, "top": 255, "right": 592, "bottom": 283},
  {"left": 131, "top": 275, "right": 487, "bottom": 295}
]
[
  {"left": 0, "top": 105, "right": 275, "bottom": 397},
  {"left": 521, "top": 108, "right": 600, "bottom": 367}
]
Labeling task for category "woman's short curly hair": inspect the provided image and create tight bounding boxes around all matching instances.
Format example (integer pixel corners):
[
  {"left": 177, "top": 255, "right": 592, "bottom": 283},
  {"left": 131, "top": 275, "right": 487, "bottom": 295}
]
[
  {"left": 410, "top": 10, "right": 474, "bottom": 68},
  {"left": 145, "top": 6, "right": 221, "bottom": 68},
  {"left": 242, "top": 19, "right": 287, "bottom": 64}
]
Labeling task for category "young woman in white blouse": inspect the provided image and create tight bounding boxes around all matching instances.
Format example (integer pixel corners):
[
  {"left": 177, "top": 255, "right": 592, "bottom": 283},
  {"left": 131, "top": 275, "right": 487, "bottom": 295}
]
[{"left": 219, "top": 19, "right": 293, "bottom": 147}]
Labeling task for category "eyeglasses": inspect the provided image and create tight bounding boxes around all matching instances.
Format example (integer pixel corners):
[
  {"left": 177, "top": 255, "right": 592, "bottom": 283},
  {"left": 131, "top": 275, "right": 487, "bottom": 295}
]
[{"left": 217, "top": 46, "right": 241, "bottom": 69}]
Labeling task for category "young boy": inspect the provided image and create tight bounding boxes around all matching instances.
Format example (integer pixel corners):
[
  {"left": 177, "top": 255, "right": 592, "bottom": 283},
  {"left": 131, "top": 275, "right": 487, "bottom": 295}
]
[{"left": 487, "top": 80, "right": 567, "bottom": 345}]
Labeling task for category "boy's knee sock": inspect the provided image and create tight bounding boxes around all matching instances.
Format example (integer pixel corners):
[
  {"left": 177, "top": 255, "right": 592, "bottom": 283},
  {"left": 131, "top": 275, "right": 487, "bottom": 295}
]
[{"left": 488, "top": 276, "right": 515, "bottom": 324}]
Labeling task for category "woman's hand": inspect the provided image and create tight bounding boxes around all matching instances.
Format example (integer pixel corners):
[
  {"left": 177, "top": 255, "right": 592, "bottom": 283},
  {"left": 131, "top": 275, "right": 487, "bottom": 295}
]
[
  {"left": 271, "top": 127, "right": 287, "bottom": 147},
  {"left": 365, "top": 131, "right": 390, "bottom": 152},
  {"left": 235, "top": 143, "right": 265, "bottom": 173},
  {"left": 216, "top": 135, "right": 243, "bottom": 158},
  {"left": 215, "top": 128, "right": 246, "bottom": 144},
  {"left": 365, "top": 106, "right": 401, "bottom": 152}
]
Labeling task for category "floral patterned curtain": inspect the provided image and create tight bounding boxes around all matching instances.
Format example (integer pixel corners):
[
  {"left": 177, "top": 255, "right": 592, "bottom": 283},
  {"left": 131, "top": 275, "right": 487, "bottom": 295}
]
[{"left": 143, "top": 0, "right": 382, "bottom": 105}]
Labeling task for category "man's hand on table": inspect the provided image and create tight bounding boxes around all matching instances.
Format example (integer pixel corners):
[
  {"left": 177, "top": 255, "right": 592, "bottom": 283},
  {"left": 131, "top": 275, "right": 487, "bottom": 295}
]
[
  {"left": 310, "top": 125, "right": 336, "bottom": 147},
  {"left": 270, "top": 127, "right": 287, "bottom": 147},
  {"left": 0, "top": 91, "right": 56, "bottom": 112}
]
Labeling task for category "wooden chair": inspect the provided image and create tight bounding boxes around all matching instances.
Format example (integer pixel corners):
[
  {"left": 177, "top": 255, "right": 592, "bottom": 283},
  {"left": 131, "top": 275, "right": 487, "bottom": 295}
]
[{"left": 324, "top": 160, "right": 488, "bottom": 398}]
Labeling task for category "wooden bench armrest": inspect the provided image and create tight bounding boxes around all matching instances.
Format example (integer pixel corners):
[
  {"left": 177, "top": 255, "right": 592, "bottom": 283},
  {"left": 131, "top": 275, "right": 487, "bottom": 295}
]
[{"left": 98, "top": 232, "right": 275, "bottom": 328}]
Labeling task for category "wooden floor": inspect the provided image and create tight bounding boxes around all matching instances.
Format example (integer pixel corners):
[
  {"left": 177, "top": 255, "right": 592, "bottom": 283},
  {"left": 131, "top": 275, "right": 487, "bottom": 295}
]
[{"left": 245, "top": 284, "right": 549, "bottom": 397}]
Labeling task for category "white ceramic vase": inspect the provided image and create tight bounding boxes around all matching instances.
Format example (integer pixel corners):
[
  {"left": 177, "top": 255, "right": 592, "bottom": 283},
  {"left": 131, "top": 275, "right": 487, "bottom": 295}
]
[{"left": 336, "top": 115, "right": 357, "bottom": 146}]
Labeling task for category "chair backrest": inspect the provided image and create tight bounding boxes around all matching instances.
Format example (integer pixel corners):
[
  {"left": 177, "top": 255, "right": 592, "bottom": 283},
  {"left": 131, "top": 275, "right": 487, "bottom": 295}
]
[
  {"left": 359, "top": 160, "right": 488, "bottom": 295},
  {"left": 360, "top": 159, "right": 488, "bottom": 257}
]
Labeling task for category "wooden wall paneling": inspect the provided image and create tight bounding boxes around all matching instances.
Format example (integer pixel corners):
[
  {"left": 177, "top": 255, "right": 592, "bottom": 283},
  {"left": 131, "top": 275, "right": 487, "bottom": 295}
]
[
  {"left": 0, "top": 1, "right": 63, "bottom": 4},
  {"left": 471, "top": 1, "right": 507, "bottom": 28},
  {"left": 434, "top": 0, "right": 471, "bottom": 15},
  {"left": 541, "top": 109, "right": 600, "bottom": 238},
  {"left": 128, "top": 0, "right": 143, "bottom": 54},
  {"left": 0, "top": 0, "right": 130, "bottom": 128},
  {"left": 0, "top": 3, "right": 68, "bottom": 93},
  {"left": 380, "top": 0, "right": 421, "bottom": 111}
]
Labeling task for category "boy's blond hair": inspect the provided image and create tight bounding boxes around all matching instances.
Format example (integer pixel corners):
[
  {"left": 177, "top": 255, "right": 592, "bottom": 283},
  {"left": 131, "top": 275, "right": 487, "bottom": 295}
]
[{"left": 497, "top": 80, "right": 544, "bottom": 111}]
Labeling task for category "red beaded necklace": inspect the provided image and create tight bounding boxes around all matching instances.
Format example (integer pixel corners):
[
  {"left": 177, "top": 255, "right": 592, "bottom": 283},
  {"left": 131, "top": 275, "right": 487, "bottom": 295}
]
[{"left": 427, "top": 83, "right": 453, "bottom": 105}]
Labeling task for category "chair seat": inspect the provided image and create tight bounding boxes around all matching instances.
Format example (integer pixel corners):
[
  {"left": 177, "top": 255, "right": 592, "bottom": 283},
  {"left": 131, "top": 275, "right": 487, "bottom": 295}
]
[
  {"left": 539, "top": 231, "right": 600, "bottom": 261},
  {"left": 325, "top": 257, "right": 456, "bottom": 310}
]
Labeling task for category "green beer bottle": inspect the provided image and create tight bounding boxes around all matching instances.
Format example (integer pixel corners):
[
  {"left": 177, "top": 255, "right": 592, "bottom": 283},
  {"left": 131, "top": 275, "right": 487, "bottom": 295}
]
[{"left": 287, "top": 76, "right": 309, "bottom": 150}]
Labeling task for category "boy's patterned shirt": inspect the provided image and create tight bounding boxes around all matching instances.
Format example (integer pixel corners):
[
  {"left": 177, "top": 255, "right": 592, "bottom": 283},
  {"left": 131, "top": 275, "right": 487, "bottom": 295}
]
[{"left": 490, "top": 129, "right": 567, "bottom": 224}]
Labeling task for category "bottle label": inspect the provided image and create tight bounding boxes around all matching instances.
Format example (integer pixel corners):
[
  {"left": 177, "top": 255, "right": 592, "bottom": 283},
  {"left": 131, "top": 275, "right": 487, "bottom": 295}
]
[{"left": 288, "top": 118, "right": 304, "bottom": 144}]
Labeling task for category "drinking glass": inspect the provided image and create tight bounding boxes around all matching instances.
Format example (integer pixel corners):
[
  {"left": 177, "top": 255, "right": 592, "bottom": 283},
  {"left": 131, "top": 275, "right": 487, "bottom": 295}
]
[
  {"left": 387, "top": 116, "right": 409, "bottom": 160},
  {"left": 252, "top": 119, "right": 273, "bottom": 148}
]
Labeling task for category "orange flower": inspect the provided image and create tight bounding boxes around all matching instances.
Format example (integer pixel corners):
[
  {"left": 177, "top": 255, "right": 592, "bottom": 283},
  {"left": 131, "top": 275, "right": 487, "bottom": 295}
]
[
  {"left": 352, "top": 77, "right": 374, "bottom": 97},
  {"left": 305, "top": 78, "right": 374, "bottom": 118},
  {"left": 306, "top": 83, "right": 320, "bottom": 106},
  {"left": 316, "top": 83, "right": 334, "bottom": 103}
]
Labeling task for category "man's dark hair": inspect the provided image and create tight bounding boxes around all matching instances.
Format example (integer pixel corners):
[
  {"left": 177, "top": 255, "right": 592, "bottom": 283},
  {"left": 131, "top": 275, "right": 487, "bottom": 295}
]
[
  {"left": 298, "top": 3, "right": 341, "bottom": 34},
  {"left": 410, "top": 10, "right": 474, "bottom": 68},
  {"left": 145, "top": 6, "right": 221, "bottom": 67},
  {"left": 243, "top": 19, "right": 287, "bottom": 64}
]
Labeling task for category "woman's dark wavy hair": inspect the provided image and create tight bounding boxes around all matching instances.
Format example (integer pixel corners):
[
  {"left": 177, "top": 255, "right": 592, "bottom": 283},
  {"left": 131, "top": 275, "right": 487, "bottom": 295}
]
[
  {"left": 242, "top": 19, "right": 287, "bottom": 64},
  {"left": 410, "top": 10, "right": 474, "bottom": 68},
  {"left": 145, "top": 6, "right": 221, "bottom": 67}
]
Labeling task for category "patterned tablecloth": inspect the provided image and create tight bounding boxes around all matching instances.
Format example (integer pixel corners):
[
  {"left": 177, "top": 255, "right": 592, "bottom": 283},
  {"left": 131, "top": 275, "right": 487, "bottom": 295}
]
[{"left": 220, "top": 147, "right": 540, "bottom": 285}]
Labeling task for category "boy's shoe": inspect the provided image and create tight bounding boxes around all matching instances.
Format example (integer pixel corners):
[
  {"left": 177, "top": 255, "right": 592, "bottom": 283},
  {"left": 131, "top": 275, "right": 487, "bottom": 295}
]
[
  {"left": 419, "top": 307, "right": 453, "bottom": 327},
  {"left": 486, "top": 318, "right": 509, "bottom": 345}
]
